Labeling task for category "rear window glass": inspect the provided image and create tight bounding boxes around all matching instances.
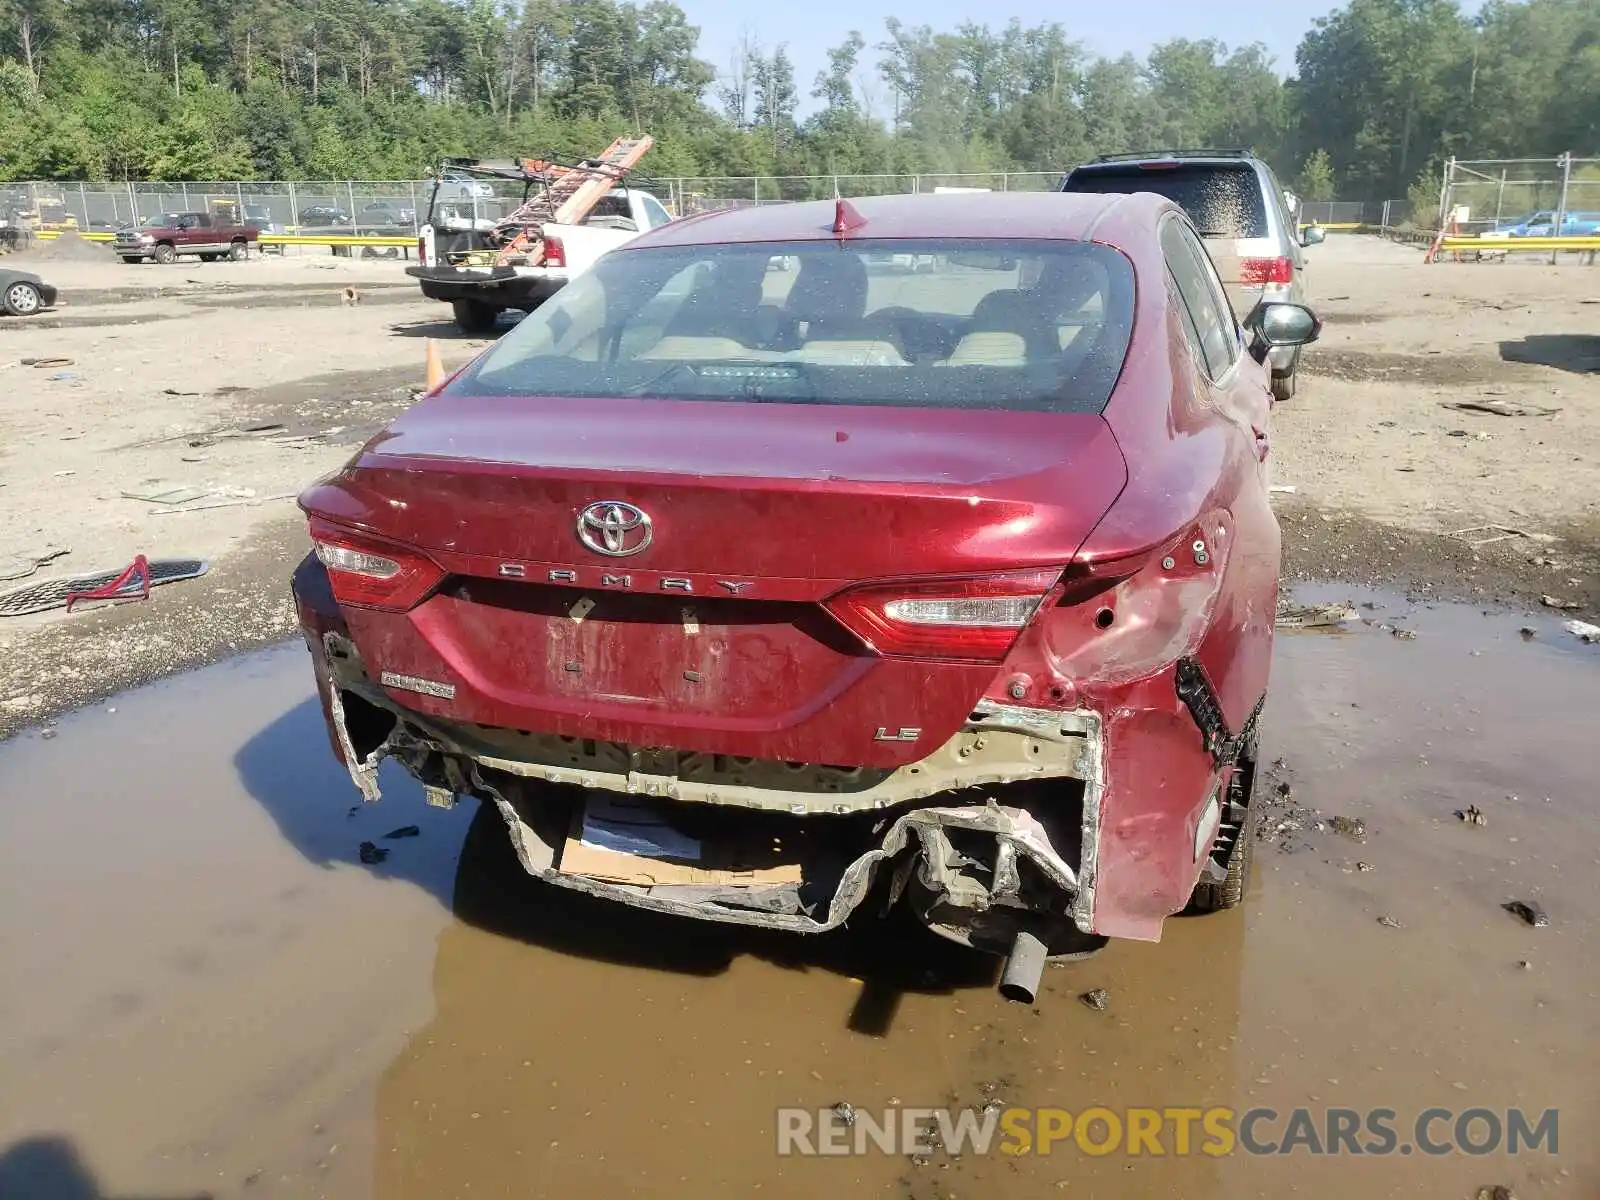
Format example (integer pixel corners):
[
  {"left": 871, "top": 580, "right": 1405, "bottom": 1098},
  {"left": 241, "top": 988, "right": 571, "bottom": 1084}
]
[
  {"left": 1064, "top": 164, "right": 1268, "bottom": 238},
  {"left": 448, "top": 239, "right": 1136, "bottom": 415}
]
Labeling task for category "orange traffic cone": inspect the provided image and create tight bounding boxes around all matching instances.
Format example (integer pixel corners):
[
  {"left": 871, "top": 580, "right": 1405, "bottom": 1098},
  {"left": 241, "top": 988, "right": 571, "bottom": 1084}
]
[{"left": 425, "top": 339, "right": 444, "bottom": 391}]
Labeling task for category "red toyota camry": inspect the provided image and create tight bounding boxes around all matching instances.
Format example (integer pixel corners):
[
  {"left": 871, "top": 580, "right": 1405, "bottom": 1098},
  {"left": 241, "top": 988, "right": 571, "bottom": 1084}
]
[{"left": 293, "top": 191, "right": 1320, "bottom": 1002}]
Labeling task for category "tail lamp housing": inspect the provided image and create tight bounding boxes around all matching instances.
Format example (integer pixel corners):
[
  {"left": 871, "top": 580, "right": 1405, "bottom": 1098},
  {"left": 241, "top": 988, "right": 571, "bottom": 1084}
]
[
  {"left": 1239, "top": 256, "right": 1294, "bottom": 287},
  {"left": 825, "top": 569, "right": 1062, "bottom": 662},
  {"left": 309, "top": 517, "right": 444, "bottom": 611},
  {"left": 1044, "top": 521, "right": 1232, "bottom": 687}
]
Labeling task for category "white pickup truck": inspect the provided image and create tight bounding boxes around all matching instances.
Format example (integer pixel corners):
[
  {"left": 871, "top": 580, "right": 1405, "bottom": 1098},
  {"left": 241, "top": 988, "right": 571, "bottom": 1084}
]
[{"left": 407, "top": 188, "right": 674, "bottom": 333}]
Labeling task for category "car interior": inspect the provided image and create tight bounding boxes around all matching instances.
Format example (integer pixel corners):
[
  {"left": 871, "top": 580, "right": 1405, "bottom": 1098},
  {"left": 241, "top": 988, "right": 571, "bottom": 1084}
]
[{"left": 631, "top": 247, "right": 1115, "bottom": 371}]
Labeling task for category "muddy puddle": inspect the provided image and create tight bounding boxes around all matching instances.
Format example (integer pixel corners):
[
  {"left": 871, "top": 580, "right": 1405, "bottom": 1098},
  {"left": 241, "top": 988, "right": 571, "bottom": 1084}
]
[{"left": 1, "top": 589, "right": 1595, "bottom": 1199}]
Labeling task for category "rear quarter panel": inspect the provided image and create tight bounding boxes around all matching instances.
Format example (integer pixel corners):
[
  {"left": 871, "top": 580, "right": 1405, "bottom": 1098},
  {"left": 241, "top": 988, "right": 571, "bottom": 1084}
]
[{"left": 1074, "top": 209, "right": 1278, "bottom": 937}]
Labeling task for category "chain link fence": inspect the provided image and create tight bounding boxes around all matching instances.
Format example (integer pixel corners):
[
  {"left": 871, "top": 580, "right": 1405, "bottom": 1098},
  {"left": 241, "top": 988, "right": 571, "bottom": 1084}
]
[
  {"left": 0, "top": 180, "right": 432, "bottom": 235},
  {"left": 1439, "top": 154, "right": 1600, "bottom": 236},
  {"left": 1, "top": 173, "right": 1080, "bottom": 232},
  {"left": 2, "top": 173, "right": 1435, "bottom": 241}
]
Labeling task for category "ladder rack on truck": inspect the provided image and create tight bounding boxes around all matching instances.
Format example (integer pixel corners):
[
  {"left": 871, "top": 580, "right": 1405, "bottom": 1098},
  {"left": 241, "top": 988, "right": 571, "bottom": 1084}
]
[
  {"left": 408, "top": 135, "right": 671, "bottom": 334},
  {"left": 492, "top": 136, "right": 654, "bottom": 266}
]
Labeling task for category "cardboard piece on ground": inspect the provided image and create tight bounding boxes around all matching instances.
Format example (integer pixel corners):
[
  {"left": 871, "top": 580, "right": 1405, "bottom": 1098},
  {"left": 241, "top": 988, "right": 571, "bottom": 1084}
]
[{"left": 558, "top": 795, "right": 802, "bottom": 887}]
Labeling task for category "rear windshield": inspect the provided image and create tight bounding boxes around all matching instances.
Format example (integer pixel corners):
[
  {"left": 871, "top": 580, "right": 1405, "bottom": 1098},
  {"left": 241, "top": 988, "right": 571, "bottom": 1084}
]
[
  {"left": 1064, "top": 164, "right": 1268, "bottom": 238},
  {"left": 448, "top": 239, "right": 1136, "bottom": 414}
]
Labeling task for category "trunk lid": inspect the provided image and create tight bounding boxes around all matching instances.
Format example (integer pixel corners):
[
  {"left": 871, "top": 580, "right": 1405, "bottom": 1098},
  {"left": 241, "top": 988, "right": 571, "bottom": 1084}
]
[{"left": 303, "top": 395, "right": 1128, "bottom": 766}]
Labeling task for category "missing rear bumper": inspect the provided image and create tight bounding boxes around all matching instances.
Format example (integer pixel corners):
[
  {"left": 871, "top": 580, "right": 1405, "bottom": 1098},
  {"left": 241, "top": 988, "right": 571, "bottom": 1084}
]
[{"left": 315, "top": 634, "right": 1105, "bottom": 944}]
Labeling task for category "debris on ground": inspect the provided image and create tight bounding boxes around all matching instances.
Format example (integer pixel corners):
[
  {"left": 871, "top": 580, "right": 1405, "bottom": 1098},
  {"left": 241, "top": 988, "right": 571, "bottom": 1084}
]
[
  {"left": 1276, "top": 601, "right": 1359, "bottom": 629},
  {"left": 382, "top": 825, "right": 421, "bottom": 839},
  {"left": 1519, "top": 626, "right": 1538, "bottom": 640},
  {"left": 1329, "top": 815, "right": 1367, "bottom": 840},
  {"left": 122, "top": 484, "right": 213, "bottom": 506},
  {"left": 358, "top": 841, "right": 389, "bottom": 865},
  {"left": 1539, "top": 595, "right": 1581, "bottom": 610},
  {"left": 1356, "top": 861, "right": 1374, "bottom": 872},
  {"left": 829, "top": 1101, "right": 857, "bottom": 1128},
  {"left": 1446, "top": 524, "right": 1558, "bottom": 548},
  {"left": 1377, "top": 915, "right": 1404, "bottom": 929},
  {"left": 1476, "top": 1186, "right": 1519, "bottom": 1200},
  {"left": 150, "top": 492, "right": 297, "bottom": 517},
  {"left": 1502, "top": 900, "right": 1548, "bottom": 928},
  {"left": 40, "top": 727, "right": 57, "bottom": 740},
  {"left": 0, "top": 556, "right": 208, "bottom": 618},
  {"left": 0, "top": 546, "right": 70, "bottom": 582},
  {"left": 1079, "top": 988, "right": 1109, "bottom": 1012},
  {"left": 1390, "top": 626, "right": 1418, "bottom": 640},
  {"left": 1516, "top": 960, "right": 1532, "bottom": 971},
  {"left": 1256, "top": 761, "right": 1322, "bottom": 853},
  {"left": 1457, "top": 805, "right": 1487, "bottom": 826},
  {"left": 1563, "top": 619, "right": 1600, "bottom": 643},
  {"left": 1440, "top": 398, "right": 1559, "bottom": 418}
]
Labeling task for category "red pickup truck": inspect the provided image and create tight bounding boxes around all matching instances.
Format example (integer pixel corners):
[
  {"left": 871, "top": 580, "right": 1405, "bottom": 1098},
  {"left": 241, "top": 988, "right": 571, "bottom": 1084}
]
[{"left": 114, "top": 212, "right": 259, "bottom": 264}]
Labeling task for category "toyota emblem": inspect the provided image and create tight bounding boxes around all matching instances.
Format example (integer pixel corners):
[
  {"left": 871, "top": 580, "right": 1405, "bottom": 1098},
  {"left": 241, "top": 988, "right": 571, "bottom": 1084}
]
[{"left": 576, "top": 501, "right": 653, "bottom": 557}]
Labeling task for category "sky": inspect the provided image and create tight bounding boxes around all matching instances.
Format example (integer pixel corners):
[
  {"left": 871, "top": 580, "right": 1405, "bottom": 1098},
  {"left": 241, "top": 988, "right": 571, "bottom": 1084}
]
[{"left": 682, "top": 0, "right": 1345, "bottom": 117}]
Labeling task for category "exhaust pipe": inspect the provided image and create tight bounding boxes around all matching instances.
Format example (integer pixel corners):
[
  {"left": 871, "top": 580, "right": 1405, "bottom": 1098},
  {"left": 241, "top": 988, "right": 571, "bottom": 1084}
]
[{"left": 998, "top": 928, "right": 1048, "bottom": 1004}]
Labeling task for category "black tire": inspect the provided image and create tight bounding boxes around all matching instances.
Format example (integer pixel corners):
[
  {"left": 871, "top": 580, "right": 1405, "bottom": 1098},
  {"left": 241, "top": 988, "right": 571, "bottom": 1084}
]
[
  {"left": 2, "top": 280, "right": 42, "bottom": 316},
  {"left": 1187, "top": 733, "right": 1259, "bottom": 913},
  {"left": 198, "top": 253, "right": 218, "bottom": 263},
  {"left": 452, "top": 298, "right": 501, "bottom": 334},
  {"left": 152, "top": 242, "right": 177, "bottom": 265},
  {"left": 1271, "top": 370, "right": 1297, "bottom": 402},
  {"left": 229, "top": 239, "right": 248, "bottom": 261}
]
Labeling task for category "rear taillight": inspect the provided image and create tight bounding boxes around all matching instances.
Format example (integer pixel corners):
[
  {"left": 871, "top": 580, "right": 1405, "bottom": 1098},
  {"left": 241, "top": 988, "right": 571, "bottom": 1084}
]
[
  {"left": 1239, "top": 256, "right": 1293, "bottom": 286},
  {"left": 542, "top": 236, "right": 567, "bottom": 268},
  {"left": 416, "top": 236, "right": 428, "bottom": 266},
  {"left": 825, "top": 569, "right": 1061, "bottom": 662},
  {"left": 308, "top": 517, "right": 444, "bottom": 611}
]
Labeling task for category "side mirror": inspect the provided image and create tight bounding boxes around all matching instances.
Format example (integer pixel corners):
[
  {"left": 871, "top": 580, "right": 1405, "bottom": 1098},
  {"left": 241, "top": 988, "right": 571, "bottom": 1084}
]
[
  {"left": 1300, "top": 225, "right": 1326, "bottom": 247},
  {"left": 1244, "top": 301, "right": 1322, "bottom": 349}
]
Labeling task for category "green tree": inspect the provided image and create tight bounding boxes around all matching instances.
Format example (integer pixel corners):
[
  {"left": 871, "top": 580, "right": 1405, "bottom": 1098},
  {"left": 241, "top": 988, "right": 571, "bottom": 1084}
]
[{"left": 1298, "top": 148, "right": 1336, "bottom": 200}]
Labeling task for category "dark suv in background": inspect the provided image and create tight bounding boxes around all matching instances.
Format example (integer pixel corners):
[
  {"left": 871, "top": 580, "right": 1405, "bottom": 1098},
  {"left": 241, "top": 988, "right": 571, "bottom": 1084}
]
[{"left": 1061, "top": 150, "right": 1323, "bottom": 400}]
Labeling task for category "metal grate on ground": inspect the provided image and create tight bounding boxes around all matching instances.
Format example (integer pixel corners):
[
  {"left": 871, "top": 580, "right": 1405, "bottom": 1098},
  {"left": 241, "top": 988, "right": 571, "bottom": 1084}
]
[{"left": 0, "top": 559, "right": 209, "bottom": 617}]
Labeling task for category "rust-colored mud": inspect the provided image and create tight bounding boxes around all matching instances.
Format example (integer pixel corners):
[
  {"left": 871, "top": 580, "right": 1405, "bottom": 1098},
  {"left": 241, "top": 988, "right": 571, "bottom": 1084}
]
[{"left": 2, "top": 591, "right": 1596, "bottom": 1199}]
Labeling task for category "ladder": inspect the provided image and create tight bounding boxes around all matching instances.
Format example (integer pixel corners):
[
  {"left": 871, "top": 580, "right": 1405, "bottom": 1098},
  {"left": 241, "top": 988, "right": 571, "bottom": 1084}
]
[{"left": 492, "top": 135, "right": 654, "bottom": 266}]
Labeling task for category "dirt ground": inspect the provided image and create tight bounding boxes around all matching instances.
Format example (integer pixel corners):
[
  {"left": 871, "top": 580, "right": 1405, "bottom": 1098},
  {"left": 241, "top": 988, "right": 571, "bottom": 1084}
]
[
  {"left": 1272, "top": 236, "right": 1600, "bottom": 612},
  {"left": 0, "top": 254, "right": 494, "bottom": 735}
]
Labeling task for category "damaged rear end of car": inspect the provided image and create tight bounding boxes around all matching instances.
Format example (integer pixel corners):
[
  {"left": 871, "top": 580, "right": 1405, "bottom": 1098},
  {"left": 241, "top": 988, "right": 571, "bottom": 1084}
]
[{"left": 292, "top": 195, "right": 1277, "bottom": 1001}]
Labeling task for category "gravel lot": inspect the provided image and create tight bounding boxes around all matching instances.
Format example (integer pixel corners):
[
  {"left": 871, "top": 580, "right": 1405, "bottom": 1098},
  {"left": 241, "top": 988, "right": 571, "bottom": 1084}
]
[{"left": 1, "top": 234, "right": 1597, "bottom": 736}]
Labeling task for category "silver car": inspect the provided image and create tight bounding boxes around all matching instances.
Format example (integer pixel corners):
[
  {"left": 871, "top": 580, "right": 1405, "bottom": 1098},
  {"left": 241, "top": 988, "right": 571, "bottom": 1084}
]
[{"left": 1060, "top": 150, "right": 1325, "bottom": 400}]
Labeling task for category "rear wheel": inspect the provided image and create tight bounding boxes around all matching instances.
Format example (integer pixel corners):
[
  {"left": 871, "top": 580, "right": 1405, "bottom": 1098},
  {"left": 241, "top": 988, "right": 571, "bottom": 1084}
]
[
  {"left": 1187, "top": 732, "right": 1258, "bottom": 913},
  {"left": 452, "top": 298, "right": 501, "bottom": 334},
  {"left": 152, "top": 242, "right": 177, "bottom": 265},
  {"left": 229, "top": 239, "right": 248, "bottom": 261},
  {"left": 2, "top": 280, "right": 42, "bottom": 316}
]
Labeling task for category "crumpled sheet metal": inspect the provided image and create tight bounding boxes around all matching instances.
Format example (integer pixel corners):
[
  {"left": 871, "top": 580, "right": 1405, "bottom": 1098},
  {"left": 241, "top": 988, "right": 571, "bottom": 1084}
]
[
  {"left": 323, "top": 637, "right": 1095, "bottom": 935},
  {"left": 483, "top": 771, "right": 1080, "bottom": 934}
]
